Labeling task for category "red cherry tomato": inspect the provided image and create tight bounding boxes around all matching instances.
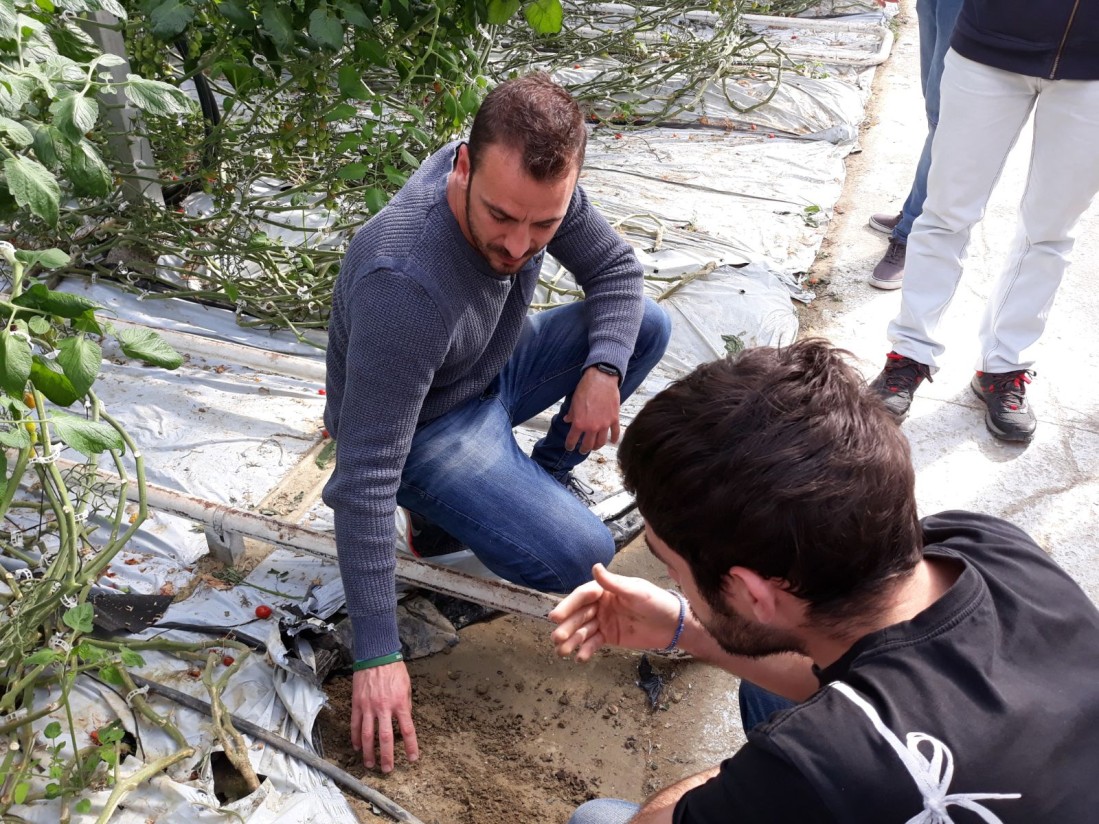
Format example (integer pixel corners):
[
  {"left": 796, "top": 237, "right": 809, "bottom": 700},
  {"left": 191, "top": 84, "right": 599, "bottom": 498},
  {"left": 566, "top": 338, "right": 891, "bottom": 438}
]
[
  {"left": 255, "top": 605, "right": 272, "bottom": 619},
  {"left": 222, "top": 655, "right": 235, "bottom": 666}
]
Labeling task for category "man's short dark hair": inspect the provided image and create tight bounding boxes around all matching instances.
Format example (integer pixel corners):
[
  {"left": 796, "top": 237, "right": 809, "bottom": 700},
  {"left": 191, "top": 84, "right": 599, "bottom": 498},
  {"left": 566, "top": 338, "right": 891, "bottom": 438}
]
[
  {"left": 467, "top": 72, "right": 586, "bottom": 181},
  {"left": 619, "top": 339, "right": 923, "bottom": 626}
]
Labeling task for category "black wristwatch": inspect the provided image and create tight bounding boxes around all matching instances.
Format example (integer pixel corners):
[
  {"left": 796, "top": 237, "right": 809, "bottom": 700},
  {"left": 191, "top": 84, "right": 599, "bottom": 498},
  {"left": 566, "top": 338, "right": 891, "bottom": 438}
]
[{"left": 591, "top": 362, "right": 622, "bottom": 382}]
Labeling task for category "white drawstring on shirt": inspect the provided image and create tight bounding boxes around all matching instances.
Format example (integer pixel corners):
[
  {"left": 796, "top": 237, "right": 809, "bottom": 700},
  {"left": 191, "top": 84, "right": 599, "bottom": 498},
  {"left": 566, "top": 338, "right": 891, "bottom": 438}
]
[{"left": 831, "top": 681, "right": 1021, "bottom": 824}]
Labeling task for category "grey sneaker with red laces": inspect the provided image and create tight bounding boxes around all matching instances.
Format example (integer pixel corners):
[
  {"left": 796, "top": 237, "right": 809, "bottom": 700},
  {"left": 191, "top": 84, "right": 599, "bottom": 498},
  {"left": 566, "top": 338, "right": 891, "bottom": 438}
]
[
  {"left": 869, "top": 352, "right": 933, "bottom": 421},
  {"left": 970, "top": 370, "right": 1037, "bottom": 442}
]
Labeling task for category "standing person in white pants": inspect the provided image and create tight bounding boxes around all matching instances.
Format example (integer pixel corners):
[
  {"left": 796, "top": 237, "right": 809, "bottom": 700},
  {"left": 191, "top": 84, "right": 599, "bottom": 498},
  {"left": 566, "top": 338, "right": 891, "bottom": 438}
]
[{"left": 870, "top": 0, "right": 1099, "bottom": 442}]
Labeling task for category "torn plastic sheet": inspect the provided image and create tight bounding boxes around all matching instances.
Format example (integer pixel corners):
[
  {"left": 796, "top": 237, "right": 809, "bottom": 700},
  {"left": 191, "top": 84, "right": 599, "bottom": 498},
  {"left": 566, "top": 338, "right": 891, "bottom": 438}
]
[
  {"left": 58, "top": 278, "right": 329, "bottom": 356},
  {"left": 550, "top": 59, "right": 869, "bottom": 140},
  {"left": 578, "top": 128, "right": 846, "bottom": 281},
  {"left": 54, "top": 282, "right": 328, "bottom": 509},
  {"left": 15, "top": 633, "right": 359, "bottom": 824}
]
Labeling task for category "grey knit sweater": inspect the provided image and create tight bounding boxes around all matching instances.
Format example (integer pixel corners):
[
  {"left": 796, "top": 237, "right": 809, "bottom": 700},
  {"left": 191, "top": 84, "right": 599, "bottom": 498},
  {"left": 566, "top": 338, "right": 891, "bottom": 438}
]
[{"left": 323, "top": 141, "right": 645, "bottom": 660}]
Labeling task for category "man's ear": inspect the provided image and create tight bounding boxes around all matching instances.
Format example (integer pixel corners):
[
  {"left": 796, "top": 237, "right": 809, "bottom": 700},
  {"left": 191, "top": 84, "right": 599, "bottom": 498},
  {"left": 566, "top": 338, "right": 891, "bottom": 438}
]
[
  {"left": 722, "top": 567, "right": 781, "bottom": 624},
  {"left": 453, "top": 143, "right": 471, "bottom": 188}
]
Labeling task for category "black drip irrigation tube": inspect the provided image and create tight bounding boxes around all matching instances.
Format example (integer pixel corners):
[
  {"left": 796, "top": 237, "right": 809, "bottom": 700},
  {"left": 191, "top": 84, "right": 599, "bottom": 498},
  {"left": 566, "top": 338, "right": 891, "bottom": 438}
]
[{"left": 129, "top": 674, "right": 425, "bottom": 824}]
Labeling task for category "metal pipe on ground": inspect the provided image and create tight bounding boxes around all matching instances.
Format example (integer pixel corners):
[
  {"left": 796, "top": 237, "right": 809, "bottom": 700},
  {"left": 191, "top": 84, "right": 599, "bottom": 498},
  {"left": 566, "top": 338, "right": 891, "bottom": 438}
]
[{"left": 61, "top": 461, "right": 562, "bottom": 620}]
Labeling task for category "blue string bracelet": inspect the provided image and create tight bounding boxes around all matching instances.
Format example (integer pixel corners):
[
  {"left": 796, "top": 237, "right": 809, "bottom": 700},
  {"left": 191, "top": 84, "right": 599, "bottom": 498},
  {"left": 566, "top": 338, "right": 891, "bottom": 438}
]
[
  {"left": 662, "top": 589, "right": 687, "bottom": 653},
  {"left": 352, "top": 651, "right": 405, "bottom": 672}
]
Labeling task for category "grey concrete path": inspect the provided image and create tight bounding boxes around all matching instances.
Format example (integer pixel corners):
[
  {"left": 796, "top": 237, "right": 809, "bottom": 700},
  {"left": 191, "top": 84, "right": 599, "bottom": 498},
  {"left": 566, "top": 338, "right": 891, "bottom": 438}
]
[{"left": 806, "top": 0, "right": 1099, "bottom": 604}]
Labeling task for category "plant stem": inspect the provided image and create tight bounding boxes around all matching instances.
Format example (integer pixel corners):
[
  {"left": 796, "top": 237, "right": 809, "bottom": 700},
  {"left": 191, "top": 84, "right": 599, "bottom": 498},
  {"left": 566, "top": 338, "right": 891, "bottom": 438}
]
[{"left": 93, "top": 747, "right": 195, "bottom": 824}]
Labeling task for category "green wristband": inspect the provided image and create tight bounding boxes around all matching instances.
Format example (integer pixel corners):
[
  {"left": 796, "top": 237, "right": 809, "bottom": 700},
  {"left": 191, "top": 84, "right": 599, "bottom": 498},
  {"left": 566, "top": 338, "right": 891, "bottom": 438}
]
[{"left": 352, "top": 651, "right": 405, "bottom": 671}]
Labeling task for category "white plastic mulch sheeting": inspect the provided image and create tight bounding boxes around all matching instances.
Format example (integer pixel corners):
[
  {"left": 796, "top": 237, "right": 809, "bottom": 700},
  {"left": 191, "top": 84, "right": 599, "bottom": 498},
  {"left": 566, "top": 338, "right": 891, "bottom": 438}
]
[
  {"left": 11, "top": 9, "right": 895, "bottom": 822},
  {"left": 12, "top": 284, "right": 360, "bottom": 822}
]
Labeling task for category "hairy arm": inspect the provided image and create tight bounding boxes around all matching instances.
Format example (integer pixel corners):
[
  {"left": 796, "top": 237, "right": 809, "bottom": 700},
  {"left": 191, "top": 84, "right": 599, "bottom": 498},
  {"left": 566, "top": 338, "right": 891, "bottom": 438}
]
[
  {"left": 628, "top": 768, "right": 720, "bottom": 824},
  {"left": 550, "top": 565, "right": 818, "bottom": 702}
]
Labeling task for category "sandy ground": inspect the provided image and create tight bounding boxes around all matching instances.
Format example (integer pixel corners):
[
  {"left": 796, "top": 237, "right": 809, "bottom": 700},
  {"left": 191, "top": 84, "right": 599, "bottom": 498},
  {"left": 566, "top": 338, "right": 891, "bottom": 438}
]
[{"left": 318, "top": 545, "right": 748, "bottom": 824}]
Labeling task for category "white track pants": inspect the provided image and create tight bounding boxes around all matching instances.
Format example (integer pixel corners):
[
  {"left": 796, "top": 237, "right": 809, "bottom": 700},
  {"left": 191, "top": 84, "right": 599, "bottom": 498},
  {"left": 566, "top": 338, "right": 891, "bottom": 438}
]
[{"left": 888, "top": 50, "right": 1099, "bottom": 373}]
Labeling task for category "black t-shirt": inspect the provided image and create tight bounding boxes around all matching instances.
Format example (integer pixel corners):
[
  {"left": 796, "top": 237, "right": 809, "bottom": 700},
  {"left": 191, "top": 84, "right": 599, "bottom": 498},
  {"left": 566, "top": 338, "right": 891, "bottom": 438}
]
[{"left": 674, "top": 511, "right": 1099, "bottom": 823}]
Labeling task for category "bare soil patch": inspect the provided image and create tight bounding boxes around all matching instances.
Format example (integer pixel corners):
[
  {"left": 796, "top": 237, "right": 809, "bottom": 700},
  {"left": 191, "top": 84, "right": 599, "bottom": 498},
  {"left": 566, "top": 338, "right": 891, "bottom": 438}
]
[{"left": 316, "top": 544, "right": 730, "bottom": 824}]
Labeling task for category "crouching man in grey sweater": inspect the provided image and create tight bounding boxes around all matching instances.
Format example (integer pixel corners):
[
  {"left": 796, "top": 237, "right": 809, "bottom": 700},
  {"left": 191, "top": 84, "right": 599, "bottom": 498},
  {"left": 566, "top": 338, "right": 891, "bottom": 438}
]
[{"left": 323, "top": 72, "right": 671, "bottom": 773}]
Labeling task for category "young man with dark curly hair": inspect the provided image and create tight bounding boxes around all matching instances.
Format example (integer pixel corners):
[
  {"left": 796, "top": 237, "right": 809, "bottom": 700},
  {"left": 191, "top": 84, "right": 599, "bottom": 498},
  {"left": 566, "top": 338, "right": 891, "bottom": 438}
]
[{"left": 554, "top": 339, "right": 1099, "bottom": 823}]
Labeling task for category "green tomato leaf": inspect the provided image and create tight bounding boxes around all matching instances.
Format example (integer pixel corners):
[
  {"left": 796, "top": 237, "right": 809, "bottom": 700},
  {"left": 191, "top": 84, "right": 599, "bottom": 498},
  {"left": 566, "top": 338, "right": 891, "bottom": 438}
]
[
  {"left": 334, "top": 132, "right": 360, "bottom": 153},
  {"left": 218, "top": 0, "right": 253, "bottom": 29},
  {"left": 13, "top": 283, "right": 98, "bottom": 318},
  {"left": 364, "top": 187, "right": 388, "bottom": 213},
  {"left": 523, "top": 0, "right": 563, "bottom": 34},
  {"left": 355, "top": 38, "right": 387, "bottom": 67},
  {"left": 44, "top": 720, "right": 63, "bottom": 739},
  {"left": 12, "top": 782, "right": 28, "bottom": 805},
  {"left": 97, "top": 0, "right": 128, "bottom": 21},
  {"left": 113, "top": 327, "right": 183, "bottom": 369},
  {"left": 98, "top": 664, "right": 124, "bottom": 686},
  {"left": 49, "top": 92, "right": 98, "bottom": 141},
  {"left": 0, "top": 116, "right": 32, "bottom": 147},
  {"left": 149, "top": 0, "right": 193, "bottom": 38},
  {"left": 118, "top": 646, "right": 145, "bottom": 667},
  {"left": 124, "top": 75, "right": 195, "bottom": 116},
  {"left": 98, "top": 722, "right": 125, "bottom": 744},
  {"left": 260, "top": 2, "right": 295, "bottom": 52},
  {"left": 14, "top": 248, "right": 70, "bottom": 271},
  {"left": 63, "top": 602, "right": 94, "bottom": 633},
  {"left": 0, "top": 2, "right": 17, "bottom": 39},
  {"left": 75, "top": 641, "right": 108, "bottom": 663},
  {"left": 56, "top": 336, "right": 101, "bottom": 397},
  {"left": 324, "top": 103, "right": 358, "bottom": 122},
  {"left": 0, "top": 73, "right": 34, "bottom": 116},
  {"left": 335, "top": 0, "right": 371, "bottom": 28},
  {"left": 0, "top": 330, "right": 32, "bottom": 396},
  {"left": 337, "top": 65, "right": 372, "bottom": 101},
  {"left": 308, "top": 7, "right": 344, "bottom": 50},
  {"left": 50, "top": 21, "right": 99, "bottom": 63},
  {"left": 27, "top": 649, "right": 60, "bottom": 668},
  {"left": 0, "top": 424, "right": 31, "bottom": 448},
  {"left": 486, "top": 0, "right": 520, "bottom": 24},
  {"left": 28, "top": 315, "right": 51, "bottom": 335},
  {"left": 31, "top": 123, "right": 71, "bottom": 169},
  {"left": 459, "top": 86, "right": 480, "bottom": 116},
  {"left": 65, "top": 140, "right": 112, "bottom": 198},
  {"left": 336, "top": 161, "right": 368, "bottom": 180},
  {"left": 383, "top": 165, "right": 407, "bottom": 187},
  {"left": 4, "top": 155, "right": 60, "bottom": 225},
  {"left": 52, "top": 412, "right": 124, "bottom": 455},
  {"left": 30, "top": 357, "right": 80, "bottom": 406},
  {"left": 74, "top": 799, "right": 92, "bottom": 815}
]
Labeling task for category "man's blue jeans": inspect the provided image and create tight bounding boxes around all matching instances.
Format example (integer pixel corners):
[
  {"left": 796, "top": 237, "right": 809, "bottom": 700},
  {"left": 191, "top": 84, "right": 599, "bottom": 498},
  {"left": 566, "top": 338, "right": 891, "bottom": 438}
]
[
  {"left": 567, "top": 682, "right": 796, "bottom": 824},
  {"left": 396, "top": 297, "right": 671, "bottom": 593},
  {"left": 893, "top": 0, "right": 964, "bottom": 244}
]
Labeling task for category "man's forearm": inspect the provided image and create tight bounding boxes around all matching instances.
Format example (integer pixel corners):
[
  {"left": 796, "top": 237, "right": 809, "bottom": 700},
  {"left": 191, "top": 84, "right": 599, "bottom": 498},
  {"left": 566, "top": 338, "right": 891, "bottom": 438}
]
[{"left": 629, "top": 766, "right": 720, "bottom": 824}]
